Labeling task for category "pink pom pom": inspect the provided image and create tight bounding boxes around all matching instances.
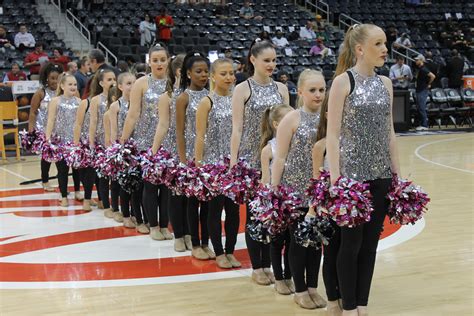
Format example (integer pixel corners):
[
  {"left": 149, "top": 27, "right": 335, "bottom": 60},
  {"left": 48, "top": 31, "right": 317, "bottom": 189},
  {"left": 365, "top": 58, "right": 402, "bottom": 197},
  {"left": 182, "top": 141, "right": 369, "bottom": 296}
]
[
  {"left": 63, "top": 140, "right": 94, "bottom": 169},
  {"left": 306, "top": 169, "right": 331, "bottom": 213},
  {"left": 41, "top": 135, "right": 64, "bottom": 163},
  {"left": 141, "top": 147, "right": 175, "bottom": 185},
  {"left": 221, "top": 159, "right": 261, "bottom": 204},
  {"left": 185, "top": 162, "right": 229, "bottom": 201},
  {"left": 387, "top": 175, "right": 430, "bottom": 225},
  {"left": 164, "top": 162, "right": 188, "bottom": 195},
  {"left": 325, "top": 176, "right": 373, "bottom": 227},
  {"left": 20, "top": 130, "right": 45, "bottom": 154},
  {"left": 102, "top": 139, "right": 140, "bottom": 179},
  {"left": 249, "top": 184, "right": 303, "bottom": 240},
  {"left": 91, "top": 143, "right": 106, "bottom": 176}
]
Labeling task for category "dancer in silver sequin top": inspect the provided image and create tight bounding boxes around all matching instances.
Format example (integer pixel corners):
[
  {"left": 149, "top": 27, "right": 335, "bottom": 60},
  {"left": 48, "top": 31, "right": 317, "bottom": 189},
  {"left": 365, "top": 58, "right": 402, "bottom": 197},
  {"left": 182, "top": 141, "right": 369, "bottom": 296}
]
[
  {"left": 50, "top": 95, "right": 80, "bottom": 143},
  {"left": 35, "top": 88, "right": 56, "bottom": 131},
  {"left": 183, "top": 88, "right": 209, "bottom": 160},
  {"left": 326, "top": 24, "right": 399, "bottom": 313}
]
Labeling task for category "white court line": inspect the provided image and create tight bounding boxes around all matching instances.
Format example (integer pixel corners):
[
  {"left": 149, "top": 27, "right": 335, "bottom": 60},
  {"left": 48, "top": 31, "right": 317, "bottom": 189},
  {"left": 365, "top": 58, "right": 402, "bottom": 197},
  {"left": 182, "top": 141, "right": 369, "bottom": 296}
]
[
  {"left": 0, "top": 166, "right": 42, "bottom": 188},
  {"left": 414, "top": 137, "right": 474, "bottom": 174}
]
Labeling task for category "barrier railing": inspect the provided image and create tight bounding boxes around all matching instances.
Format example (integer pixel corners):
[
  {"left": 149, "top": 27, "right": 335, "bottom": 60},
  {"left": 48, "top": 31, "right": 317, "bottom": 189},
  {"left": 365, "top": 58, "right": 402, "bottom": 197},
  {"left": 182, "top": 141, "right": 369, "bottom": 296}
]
[
  {"left": 97, "top": 41, "right": 118, "bottom": 65},
  {"left": 338, "top": 13, "right": 362, "bottom": 31},
  {"left": 305, "top": 0, "right": 330, "bottom": 23}
]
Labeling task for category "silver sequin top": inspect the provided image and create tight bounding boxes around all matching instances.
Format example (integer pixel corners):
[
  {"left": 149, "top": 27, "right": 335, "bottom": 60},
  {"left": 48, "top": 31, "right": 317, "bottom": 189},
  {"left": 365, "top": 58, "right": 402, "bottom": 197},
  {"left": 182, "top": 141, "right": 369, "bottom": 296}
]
[
  {"left": 117, "top": 97, "right": 129, "bottom": 140},
  {"left": 239, "top": 78, "right": 282, "bottom": 169},
  {"left": 134, "top": 75, "right": 167, "bottom": 151},
  {"left": 163, "top": 88, "right": 182, "bottom": 155},
  {"left": 36, "top": 87, "right": 56, "bottom": 131},
  {"left": 184, "top": 88, "right": 209, "bottom": 160},
  {"left": 53, "top": 96, "right": 80, "bottom": 143},
  {"left": 80, "top": 98, "right": 91, "bottom": 141},
  {"left": 282, "top": 109, "right": 320, "bottom": 201},
  {"left": 339, "top": 69, "right": 392, "bottom": 182},
  {"left": 268, "top": 137, "right": 277, "bottom": 176},
  {"left": 94, "top": 94, "right": 107, "bottom": 145},
  {"left": 202, "top": 93, "right": 232, "bottom": 164}
]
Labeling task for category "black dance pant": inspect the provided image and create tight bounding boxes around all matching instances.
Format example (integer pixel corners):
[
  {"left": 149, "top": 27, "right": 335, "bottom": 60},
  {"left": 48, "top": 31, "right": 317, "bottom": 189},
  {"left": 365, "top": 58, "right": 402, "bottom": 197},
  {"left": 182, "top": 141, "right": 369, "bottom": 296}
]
[
  {"left": 142, "top": 181, "right": 170, "bottom": 228},
  {"left": 55, "top": 160, "right": 81, "bottom": 198},
  {"left": 168, "top": 193, "right": 188, "bottom": 239},
  {"left": 323, "top": 220, "right": 341, "bottom": 301},
  {"left": 207, "top": 195, "right": 240, "bottom": 256},
  {"left": 289, "top": 207, "right": 322, "bottom": 293},
  {"left": 131, "top": 181, "right": 146, "bottom": 224},
  {"left": 98, "top": 176, "right": 110, "bottom": 209},
  {"left": 79, "top": 167, "right": 95, "bottom": 200},
  {"left": 270, "top": 229, "right": 292, "bottom": 280},
  {"left": 245, "top": 203, "right": 271, "bottom": 269},
  {"left": 41, "top": 159, "right": 51, "bottom": 184},
  {"left": 110, "top": 180, "right": 120, "bottom": 212},
  {"left": 337, "top": 178, "right": 391, "bottom": 310},
  {"left": 95, "top": 174, "right": 101, "bottom": 201},
  {"left": 119, "top": 189, "right": 132, "bottom": 218},
  {"left": 187, "top": 197, "right": 209, "bottom": 247}
]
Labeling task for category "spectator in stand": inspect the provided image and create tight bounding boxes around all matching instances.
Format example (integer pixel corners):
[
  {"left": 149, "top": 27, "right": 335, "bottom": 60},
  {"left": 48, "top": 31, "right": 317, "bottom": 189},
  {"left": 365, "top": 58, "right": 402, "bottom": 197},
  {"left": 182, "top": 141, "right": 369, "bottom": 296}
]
[
  {"left": 309, "top": 38, "right": 330, "bottom": 57},
  {"left": 66, "top": 61, "right": 78, "bottom": 76},
  {"left": 272, "top": 30, "right": 289, "bottom": 48},
  {"left": 393, "top": 33, "right": 412, "bottom": 51},
  {"left": 299, "top": 20, "right": 317, "bottom": 40},
  {"left": 389, "top": 56, "right": 413, "bottom": 90},
  {"left": 82, "top": 49, "right": 119, "bottom": 98},
  {"left": 139, "top": 13, "right": 156, "bottom": 47},
  {"left": 452, "top": 29, "right": 468, "bottom": 53},
  {"left": 278, "top": 71, "right": 297, "bottom": 94},
  {"left": 414, "top": 54, "right": 436, "bottom": 131},
  {"left": 224, "top": 48, "right": 233, "bottom": 59},
  {"left": 386, "top": 26, "right": 398, "bottom": 53},
  {"left": 51, "top": 48, "right": 71, "bottom": 71},
  {"left": 14, "top": 24, "right": 36, "bottom": 52},
  {"left": 315, "top": 14, "right": 324, "bottom": 29},
  {"left": 239, "top": 1, "right": 263, "bottom": 20},
  {"left": 155, "top": 7, "right": 174, "bottom": 45},
  {"left": 24, "top": 42, "right": 49, "bottom": 80},
  {"left": 235, "top": 57, "right": 248, "bottom": 84},
  {"left": 117, "top": 60, "right": 129, "bottom": 73},
  {"left": 446, "top": 49, "right": 465, "bottom": 89},
  {"left": 74, "top": 58, "right": 90, "bottom": 96},
  {"left": 0, "top": 25, "right": 15, "bottom": 53},
  {"left": 2, "top": 62, "right": 27, "bottom": 83},
  {"left": 215, "top": 1, "right": 230, "bottom": 19},
  {"left": 424, "top": 51, "right": 440, "bottom": 88},
  {"left": 259, "top": 31, "right": 271, "bottom": 41},
  {"left": 316, "top": 25, "right": 329, "bottom": 42}
]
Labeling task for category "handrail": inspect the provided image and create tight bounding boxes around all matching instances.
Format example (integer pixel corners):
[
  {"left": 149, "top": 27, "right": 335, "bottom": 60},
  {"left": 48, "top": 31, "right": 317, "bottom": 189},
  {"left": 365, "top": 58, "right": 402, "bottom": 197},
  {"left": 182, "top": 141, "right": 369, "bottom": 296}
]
[
  {"left": 97, "top": 41, "right": 118, "bottom": 65},
  {"left": 50, "top": 0, "right": 61, "bottom": 12},
  {"left": 66, "top": 9, "right": 91, "bottom": 44},
  {"left": 338, "top": 13, "right": 362, "bottom": 31},
  {"left": 305, "top": 0, "right": 330, "bottom": 23}
]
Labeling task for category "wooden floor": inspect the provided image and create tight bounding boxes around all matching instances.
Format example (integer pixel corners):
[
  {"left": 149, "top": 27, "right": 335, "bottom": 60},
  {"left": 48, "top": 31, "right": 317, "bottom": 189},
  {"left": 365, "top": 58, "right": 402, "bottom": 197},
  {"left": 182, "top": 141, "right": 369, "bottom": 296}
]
[{"left": 0, "top": 133, "right": 473, "bottom": 315}]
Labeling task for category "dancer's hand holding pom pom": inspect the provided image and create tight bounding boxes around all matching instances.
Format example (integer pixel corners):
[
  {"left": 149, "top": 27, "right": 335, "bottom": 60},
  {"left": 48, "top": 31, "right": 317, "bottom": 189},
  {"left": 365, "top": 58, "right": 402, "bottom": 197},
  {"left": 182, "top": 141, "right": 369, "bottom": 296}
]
[
  {"left": 20, "top": 129, "right": 45, "bottom": 154},
  {"left": 221, "top": 158, "right": 261, "bottom": 204},
  {"left": 63, "top": 140, "right": 93, "bottom": 169},
  {"left": 41, "top": 135, "right": 64, "bottom": 163},
  {"left": 294, "top": 211, "right": 334, "bottom": 248}
]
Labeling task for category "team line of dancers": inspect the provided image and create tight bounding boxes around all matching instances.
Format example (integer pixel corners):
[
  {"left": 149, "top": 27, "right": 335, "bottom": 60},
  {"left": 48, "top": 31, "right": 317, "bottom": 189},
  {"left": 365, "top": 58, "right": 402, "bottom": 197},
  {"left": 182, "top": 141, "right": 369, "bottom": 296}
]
[{"left": 28, "top": 24, "right": 405, "bottom": 316}]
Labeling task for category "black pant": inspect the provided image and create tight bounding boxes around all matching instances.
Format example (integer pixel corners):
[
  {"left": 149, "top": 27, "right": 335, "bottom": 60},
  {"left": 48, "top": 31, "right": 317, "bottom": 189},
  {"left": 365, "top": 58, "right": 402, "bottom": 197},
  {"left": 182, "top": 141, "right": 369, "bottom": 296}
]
[
  {"left": 95, "top": 174, "right": 101, "bottom": 201},
  {"left": 41, "top": 158, "right": 52, "bottom": 184},
  {"left": 110, "top": 180, "right": 120, "bottom": 212},
  {"left": 289, "top": 208, "right": 322, "bottom": 293},
  {"left": 120, "top": 189, "right": 131, "bottom": 218},
  {"left": 208, "top": 195, "right": 240, "bottom": 256},
  {"left": 245, "top": 203, "right": 271, "bottom": 269},
  {"left": 270, "top": 230, "right": 292, "bottom": 280},
  {"left": 131, "top": 182, "right": 146, "bottom": 224},
  {"left": 187, "top": 197, "right": 209, "bottom": 247},
  {"left": 337, "top": 178, "right": 391, "bottom": 310},
  {"left": 55, "top": 160, "right": 69, "bottom": 198},
  {"left": 80, "top": 167, "right": 95, "bottom": 200},
  {"left": 98, "top": 176, "right": 110, "bottom": 209},
  {"left": 168, "top": 193, "right": 188, "bottom": 238},
  {"left": 72, "top": 168, "right": 80, "bottom": 192},
  {"left": 323, "top": 220, "right": 341, "bottom": 301},
  {"left": 143, "top": 181, "right": 170, "bottom": 228}
]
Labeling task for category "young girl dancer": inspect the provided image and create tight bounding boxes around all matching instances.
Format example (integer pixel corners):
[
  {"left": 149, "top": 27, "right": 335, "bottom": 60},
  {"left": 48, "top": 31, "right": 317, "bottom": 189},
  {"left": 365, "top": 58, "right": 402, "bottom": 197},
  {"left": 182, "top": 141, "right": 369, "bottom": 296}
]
[
  {"left": 28, "top": 63, "right": 63, "bottom": 192},
  {"left": 108, "top": 73, "right": 136, "bottom": 226},
  {"left": 310, "top": 96, "right": 343, "bottom": 316},
  {"left": 121, "top": 45, "right": 169, "bottom": 238},
  {"left": 326, "top": 24, "right": 399, "bottom": 316},
  {"left": 175, "top": 51, "right": 211, "bottom": 260},
  {"left": 259, "top": 104, "right": 293, "bottom": 294},
  {"left": 45, "top": 74, "right": 81, "bottom": 207},
  {"left": 230, "top": 39, "right": 289, "bottom": 285},
  {"left": 153, "top": 54, "right": 192, "bottom": 252},
  {"left": 271, "top": 69, "right": 327, "bottom": 309},
  {"left": 89, "top": 68, "right": 116, "bottom": 218},
  {"left": 194, "top": 58, "right": 241, "bottom": 269}
]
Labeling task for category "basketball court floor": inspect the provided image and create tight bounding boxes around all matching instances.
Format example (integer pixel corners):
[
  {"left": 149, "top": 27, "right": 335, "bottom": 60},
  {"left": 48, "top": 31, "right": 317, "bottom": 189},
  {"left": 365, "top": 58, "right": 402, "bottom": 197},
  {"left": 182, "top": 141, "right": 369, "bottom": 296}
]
[{"left": 0, "top": 133, "right": 472, "bottom": 315}]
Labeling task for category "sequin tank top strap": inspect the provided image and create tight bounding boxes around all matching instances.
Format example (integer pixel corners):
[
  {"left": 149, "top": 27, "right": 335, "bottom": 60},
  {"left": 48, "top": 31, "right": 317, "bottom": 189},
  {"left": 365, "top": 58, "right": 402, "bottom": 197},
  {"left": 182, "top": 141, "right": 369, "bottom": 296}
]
[
  {"left": 185, "top": 88, "right": 209, "bottom": 160},
  {"left": 268, "top": 137, "right": 277, "bottom": 175},
  {"left": 240, "top": 78, "right": 283, "bottom": 170},
  {"left": 54, "top": 96, "right": 80, "bottom": 144},
  {"left": 339, "top": 69, "right": 392, "bottom": 182},
  {"left": 117, "top": 97, "right": 129, "bottom": 138},
  {"left": 36, "top": 88, "right": 56, "bottom": 131},
  {"left": 163, "top": 88, "right": 182, "bottom": 155},
  {"left": 281, "top": 109, "right": 320, "bottom": 199},
  {"left": 134, "top": 76, "right": 167, "bottom": 151},
  {"left": 202, "top": 93, "right": 232, "bottom": 164},
  {"left": 81, "top": 98, "right": 91, "bottom": 141},
  {"left": 95, "top": 94, "right": 107, "bottom": 145}
]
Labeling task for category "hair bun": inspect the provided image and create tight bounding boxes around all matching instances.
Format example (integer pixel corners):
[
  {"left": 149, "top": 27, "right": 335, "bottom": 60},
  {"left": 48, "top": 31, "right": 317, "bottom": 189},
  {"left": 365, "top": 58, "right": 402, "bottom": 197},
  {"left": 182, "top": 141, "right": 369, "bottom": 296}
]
[
  {"left": 155, "top": 43, "right": 162, "bottom": 47},
  {"left": 193, "top": 52, "right": 201, "bottom": 57},
  {"left": 255, "top": 37, "right": 262, "bottom": 42}
]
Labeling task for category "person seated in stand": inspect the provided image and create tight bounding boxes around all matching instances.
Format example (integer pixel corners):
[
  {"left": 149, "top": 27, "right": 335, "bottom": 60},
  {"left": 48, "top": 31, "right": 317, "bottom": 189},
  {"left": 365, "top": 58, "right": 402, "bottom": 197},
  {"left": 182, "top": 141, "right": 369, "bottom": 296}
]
[
  {"left": 51, "top": 48, "right": 71, "bottom": 71},
  {"left": 393, "top": 33, "right": 412, "bottom": 49},
  {"left": 309, "top": 38, "right": 330, "bottom": 57},
  {"left": 2, "top": 62, "right": 27, "bottom": 83},
  {"left": 239, "top": 0, "right": 263, "bottom": 20},
  {"left": 14, "top": 24, "right": 35, "bottom": 51},
  {"left": 278, "top": 71, "right": 297, "bottom": 94},
  {"left": 299, "top": 20, "right": 317, "bottom": 40},
  {"left": 272, "top": 30, "right": 290, "bottom": 48},
  {"left": 389, "top": 56, "right": 413, "bottom": 90},
  {"left": 24, "top": 42, "right": 49, "bottom": 80},
  {"left": 0, "top": 25, "right": 15, "bottom": 53}
]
